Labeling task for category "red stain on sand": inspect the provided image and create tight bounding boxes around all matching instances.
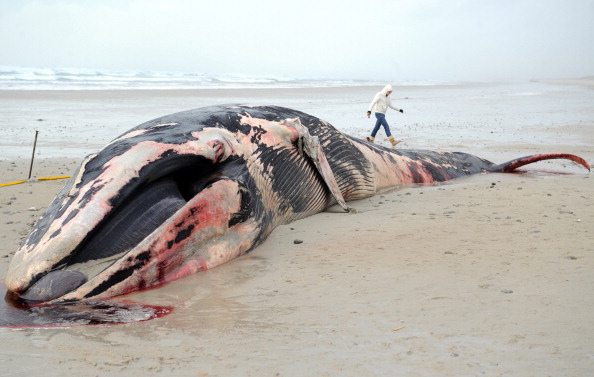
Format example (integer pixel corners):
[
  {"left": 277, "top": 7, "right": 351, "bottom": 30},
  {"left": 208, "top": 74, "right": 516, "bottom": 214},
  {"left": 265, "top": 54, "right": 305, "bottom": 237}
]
[{"left": 0, "top": 287, "right": 172, "bottom": 328}]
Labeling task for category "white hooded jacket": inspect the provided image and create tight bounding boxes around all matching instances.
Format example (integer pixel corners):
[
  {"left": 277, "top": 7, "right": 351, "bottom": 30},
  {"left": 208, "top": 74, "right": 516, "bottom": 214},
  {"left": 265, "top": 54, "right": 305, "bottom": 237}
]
[{"left": 368, "top": 84, "right": 401, "bottom": 114}]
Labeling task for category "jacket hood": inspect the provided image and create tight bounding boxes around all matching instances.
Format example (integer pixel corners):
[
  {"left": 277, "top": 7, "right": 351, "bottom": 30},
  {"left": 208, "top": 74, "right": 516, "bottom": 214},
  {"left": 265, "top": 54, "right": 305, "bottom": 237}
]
[{"left": 382, "top": 84, "right": 393, "bottom": 94}]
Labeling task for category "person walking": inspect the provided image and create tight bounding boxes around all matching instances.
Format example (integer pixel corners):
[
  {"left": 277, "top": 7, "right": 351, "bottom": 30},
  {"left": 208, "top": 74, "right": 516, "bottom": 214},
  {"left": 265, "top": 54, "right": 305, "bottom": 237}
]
[{"left": 366, "top": 84, "right": 404, "bottom": 148}]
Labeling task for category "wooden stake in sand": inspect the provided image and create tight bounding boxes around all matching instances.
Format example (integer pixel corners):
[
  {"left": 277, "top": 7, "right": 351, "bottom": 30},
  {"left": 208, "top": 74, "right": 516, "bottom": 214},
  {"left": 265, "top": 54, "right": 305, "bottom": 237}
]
[{"left": 28, "top": 130, "right": 39, "bottom": 180}]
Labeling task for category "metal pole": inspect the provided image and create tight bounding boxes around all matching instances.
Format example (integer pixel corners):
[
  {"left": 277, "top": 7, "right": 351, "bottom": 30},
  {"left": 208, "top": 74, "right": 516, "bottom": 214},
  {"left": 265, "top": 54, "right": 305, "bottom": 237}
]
[{"left": 28, "top": 130, "right": 39, "bottom": 180}]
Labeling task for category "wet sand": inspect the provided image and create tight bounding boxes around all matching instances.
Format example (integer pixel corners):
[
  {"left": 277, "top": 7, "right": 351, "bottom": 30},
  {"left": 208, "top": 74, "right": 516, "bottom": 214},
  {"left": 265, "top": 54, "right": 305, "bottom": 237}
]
[{"left": 0, "top": 82, "right": 593, "bottom": 376}]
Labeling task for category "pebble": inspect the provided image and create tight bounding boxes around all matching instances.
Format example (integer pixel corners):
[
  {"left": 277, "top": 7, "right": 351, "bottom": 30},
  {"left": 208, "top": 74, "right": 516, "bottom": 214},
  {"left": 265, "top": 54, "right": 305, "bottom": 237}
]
[
  {"left": 293, "top": 239, "right": 303, "bottom": 244},
  {"left": 28, "top": 207, "right": 38, "bottom": 211}
]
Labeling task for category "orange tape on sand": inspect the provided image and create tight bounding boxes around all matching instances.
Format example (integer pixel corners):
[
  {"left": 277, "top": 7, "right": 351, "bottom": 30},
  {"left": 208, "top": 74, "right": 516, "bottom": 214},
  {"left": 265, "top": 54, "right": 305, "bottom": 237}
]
[{"left": 0, "top": 176, "right": 71, "bottom": 187}]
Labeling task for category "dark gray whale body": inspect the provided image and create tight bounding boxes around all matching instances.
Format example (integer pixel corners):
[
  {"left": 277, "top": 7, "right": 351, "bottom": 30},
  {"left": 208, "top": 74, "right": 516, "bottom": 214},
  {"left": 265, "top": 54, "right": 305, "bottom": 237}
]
[{"left": 5, "top": 105, "right": 590, "bottom": 303}]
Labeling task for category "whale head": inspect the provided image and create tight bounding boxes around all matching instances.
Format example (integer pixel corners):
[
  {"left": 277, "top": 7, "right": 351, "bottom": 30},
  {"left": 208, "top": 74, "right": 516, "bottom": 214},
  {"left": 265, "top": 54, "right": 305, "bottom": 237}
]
[{"left": 4, "top": 105, "right": 289, "bottom": 303}]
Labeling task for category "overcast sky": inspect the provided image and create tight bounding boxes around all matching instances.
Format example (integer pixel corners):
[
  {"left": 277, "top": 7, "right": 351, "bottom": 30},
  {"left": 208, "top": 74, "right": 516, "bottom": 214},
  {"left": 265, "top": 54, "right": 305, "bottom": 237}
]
[{"left": 1, "top": 0, "right": 593, "bottom": 81}]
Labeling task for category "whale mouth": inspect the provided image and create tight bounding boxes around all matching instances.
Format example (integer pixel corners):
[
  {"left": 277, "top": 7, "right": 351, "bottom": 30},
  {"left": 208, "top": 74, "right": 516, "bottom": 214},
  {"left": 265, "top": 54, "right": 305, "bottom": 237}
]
[
  {"left": 65, "top": 178, "right": 188, "bottom": 274},
  {"left": 17, "top": 155, "right": 228, "bottom": 303}
]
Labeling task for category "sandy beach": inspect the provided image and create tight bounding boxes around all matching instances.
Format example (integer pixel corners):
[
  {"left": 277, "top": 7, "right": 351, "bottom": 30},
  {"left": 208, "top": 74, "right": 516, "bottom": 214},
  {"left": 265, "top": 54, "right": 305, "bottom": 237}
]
[{"left": 0, "top": 82, "right": 593, "bottom": 376}]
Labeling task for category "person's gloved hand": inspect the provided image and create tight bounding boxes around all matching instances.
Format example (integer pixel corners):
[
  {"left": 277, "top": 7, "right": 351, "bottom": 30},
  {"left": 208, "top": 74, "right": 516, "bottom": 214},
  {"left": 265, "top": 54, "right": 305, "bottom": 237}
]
[
  {"left": 399, "top": 109, "right": 404, "bottom": 113},
  {"left": 366, "top": 111, "right": 371, "bottom": 118}
]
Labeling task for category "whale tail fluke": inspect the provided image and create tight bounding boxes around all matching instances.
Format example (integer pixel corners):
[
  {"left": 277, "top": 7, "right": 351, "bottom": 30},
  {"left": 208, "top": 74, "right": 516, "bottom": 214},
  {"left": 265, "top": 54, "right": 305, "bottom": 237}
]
[{"left": 489, "top": 153, "right": 591, "bottom": 173}]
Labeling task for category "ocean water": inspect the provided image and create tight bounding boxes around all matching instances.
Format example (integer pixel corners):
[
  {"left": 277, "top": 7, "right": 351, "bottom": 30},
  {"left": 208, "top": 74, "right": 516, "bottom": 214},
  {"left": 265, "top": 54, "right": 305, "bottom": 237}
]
[
  {"left": 1, "top": 67, "right": 592, "bottom": 171},
  {"left": 0, "top": 66, "right": 394, "bottom": 90}
]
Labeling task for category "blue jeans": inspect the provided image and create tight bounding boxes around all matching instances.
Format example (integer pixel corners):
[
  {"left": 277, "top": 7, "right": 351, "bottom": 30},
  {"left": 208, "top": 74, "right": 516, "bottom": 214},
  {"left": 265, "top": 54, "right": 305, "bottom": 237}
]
[{"left": 371, "top": 112, "right": 392, "bottom": 138}]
